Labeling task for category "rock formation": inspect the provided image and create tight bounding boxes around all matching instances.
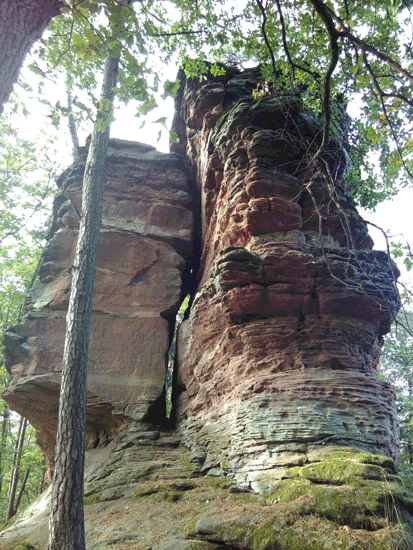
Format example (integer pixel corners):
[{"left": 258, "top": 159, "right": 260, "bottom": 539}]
[
  {"left": 2, "top": 139, "right": 193, "bottom": 467},
  {"left": 1, "top": 66, "right": 412, "bottom": 550},
  {"left": 173, "top": 66, "right": 401, "bottom": 490}
]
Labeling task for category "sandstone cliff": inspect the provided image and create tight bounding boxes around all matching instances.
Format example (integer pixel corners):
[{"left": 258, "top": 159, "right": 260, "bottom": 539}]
[
  {"left": 1, "top": 67, "right": 412, "bottom": 550},
  {"left": 2, "top": 139, "right": 194, "bottom": 469},
  {"left": 173, "top": 66, "right": 401, "bottom": 490}
]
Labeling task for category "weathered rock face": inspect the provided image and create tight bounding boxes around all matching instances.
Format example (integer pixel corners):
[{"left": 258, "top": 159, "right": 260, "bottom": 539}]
[
  {"left": 1, "top": 428, "right": 412, "bottom": 550},
  {"left": 1, "top": 67, "right": 412, "bottom": 550},
  {"left": 2, "top": 139, "right": 193, "bottom": 467},
  {"left": 173, "top": 66, "right": 401, "bottom": 489}
]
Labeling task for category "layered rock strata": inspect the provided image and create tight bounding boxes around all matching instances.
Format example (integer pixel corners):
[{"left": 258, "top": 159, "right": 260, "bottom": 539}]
[
  {"left": 173, "top": 66, "right": 401, "bottom": 489},
  {"left": 2, "top": 139, "right": 193, "bottom": 467},
  {"left": 1, "top": 426, "right": 412, "bottom": 550}
]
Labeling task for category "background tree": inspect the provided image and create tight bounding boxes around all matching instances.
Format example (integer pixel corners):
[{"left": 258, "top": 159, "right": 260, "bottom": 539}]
[
  {"left": 0, "top": 366, "right": 46, "bottom": 523},
  {"left": 382, "top": 313, "right": 413, "bottom": 476},
  {"left": 0, "top": 107, "right": 59, "bottom": 526}
]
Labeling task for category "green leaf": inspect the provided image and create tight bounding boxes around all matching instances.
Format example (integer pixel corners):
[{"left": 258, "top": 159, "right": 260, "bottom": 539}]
[
  {"left": 138, "top": 97, "right": 157, "bottom": 116},
  {"left": 169, "top": 130, "right": 179, "bottom": 144},
  {"left": 154, "top": 117, "right": 167, "bottom": 126},
  {"left": 71, "top": 33, "right": 87, "bottom": 47},
  {"left": 28, "top": 65, "right": 45, "bottom": 78}
]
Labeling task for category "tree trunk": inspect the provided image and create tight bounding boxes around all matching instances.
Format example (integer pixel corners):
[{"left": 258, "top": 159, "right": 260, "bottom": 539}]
[
  {"left": 5, "top": 416, "right": 27, "bottom": 521},
  {"left": 13, "top": 467, "right": 30, "bottom": 514},
  {"left": 67, "top": 84, "right": 80, "bottom": 163},
  {"left": 0, "top": 400, "right": 10, "bottom": 498},
  {"left": 47, "top": 51, "right": 120, "bottom": 550},
  {"left": 0, "top": 0, "right": 64, "bottom": 114}
]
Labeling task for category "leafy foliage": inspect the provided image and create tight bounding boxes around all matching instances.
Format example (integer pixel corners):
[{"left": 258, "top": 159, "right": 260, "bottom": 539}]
[
  {"left": 157, "top": 0, "right": 413, "bottom": 209},
  {"left": 382, "top": 313, "right": 413, "bottom": 481},
  {"left": 0, "top": 116, "right": 58, "bottom": 522},
  {"left": 0, "top": 116, "right": 59, "bottom": 334}
]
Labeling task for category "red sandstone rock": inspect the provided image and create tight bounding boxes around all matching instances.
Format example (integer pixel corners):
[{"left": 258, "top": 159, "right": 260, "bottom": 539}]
[
  {"left": 173, "top": 66, "right": 400, "bottom": 487},
  {"left": 2, "top": 140, "right": 193, "bottom": 467}
]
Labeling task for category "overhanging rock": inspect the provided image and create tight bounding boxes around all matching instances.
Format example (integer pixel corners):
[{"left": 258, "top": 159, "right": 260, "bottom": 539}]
[{"left": 2, "top": 139, "right": 194, "bottom": 468}]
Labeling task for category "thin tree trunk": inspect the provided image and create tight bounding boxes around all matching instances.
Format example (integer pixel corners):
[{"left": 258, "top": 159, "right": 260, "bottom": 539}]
[
  {"left": 67, "top": 86, "right": 80, "bottom": 163},
  {"left": 13, "top": 467, "right": 30, "bottom": 514},
  {"left": 47, "top": 50, "right": 121, "bottom": 550},
  {"left": 0, "top": 0, "right": 64, "bottom": 114},
  {"left": 5, "top": 416, "right": 23, "bottom": 514},
  {"left": 6, "top": 416, "right": 27, "bottom": 521},
  {"left": 0, "top": 400, "right": 10, "bottom": 498}
]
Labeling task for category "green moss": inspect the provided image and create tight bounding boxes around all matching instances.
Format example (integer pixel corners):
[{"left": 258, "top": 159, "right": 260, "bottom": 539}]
[
  {"left": 83, "top": 494, "right": 99, "bottom": 505},
  {"left": 199, "top": 476, "right": 231, "bottom": 490},
  {"left": 181, "top": 449, "right": 196, "bottom": 476},
  {"left": 221, "top": 458, "right": 230, "bottom": 470},
  {"left": 0, "top": 541, "right": 36, "bottom": 550},
  {"left": 185, "top": 515, "right": 201, "bottom": 536},
  {"left": 287, "top": 456, "right": 396, "bottom": 486},
  {"left": 186, "top": 510, "right": 412, "bottom": 550},
  {"left": 185, "top": 542, "right": 222, "bottom": 550},
  {"left": 133, "top": 480, "right": 196, "bottom": 499},
  {"left": 267, "top": 477, "right": 406, "bottom": 529},
  {"left": 307, "top": 448, "right": 396, "bottom": 471}
]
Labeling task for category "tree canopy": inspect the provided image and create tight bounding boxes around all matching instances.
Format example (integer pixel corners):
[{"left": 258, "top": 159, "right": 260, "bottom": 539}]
[{"left": 3, "top": 0, "right": 412, "bottom": 208}]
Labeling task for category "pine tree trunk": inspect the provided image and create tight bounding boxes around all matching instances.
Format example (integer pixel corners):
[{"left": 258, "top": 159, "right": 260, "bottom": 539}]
[
  {"left": 47, "top": 51, "right": 120, "bottom": 550},
  {"left": 0, "top": 0, "right": 64, "bottom": 114},
  {"left": 67, "top": 86, "right": 80, "bottom": 163}
]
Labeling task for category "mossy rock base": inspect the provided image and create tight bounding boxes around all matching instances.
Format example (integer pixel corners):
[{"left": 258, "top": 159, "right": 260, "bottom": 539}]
[
  {"left": 1, "top": 437, "right": 412, "bottom": 550},
  {"left": 183, "top": 449, "right": 413, "bottom": 550}
]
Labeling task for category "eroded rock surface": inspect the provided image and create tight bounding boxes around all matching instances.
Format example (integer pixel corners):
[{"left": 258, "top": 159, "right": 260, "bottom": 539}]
[
  {"left": 2, "top": 139, "right": 193, "bottom": 466},
  {"left": 0, "top": 425, "right": 412, "bottom": 550},
  {"left": 173, "top": 66, "right": 401, "bottom": 489}
]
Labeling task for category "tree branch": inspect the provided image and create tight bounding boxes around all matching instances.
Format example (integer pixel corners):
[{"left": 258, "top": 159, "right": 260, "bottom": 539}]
[
  {"left": 254, "top": 0, "right": 278, "bottom": 84},
  {"left": 308, "top": 0, "right": 340, "bottom": 155}
]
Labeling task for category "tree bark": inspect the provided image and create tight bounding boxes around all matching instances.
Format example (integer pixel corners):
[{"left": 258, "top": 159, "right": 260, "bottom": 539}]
[
  {"left": 0, "top": 0, "right": 65, "bottom": 115},
  {"left": 67, "top": 86, "right": 80, "bottom": 163},
  {"left": 47, "top": 50, "right": 120, "bottom": 550}
]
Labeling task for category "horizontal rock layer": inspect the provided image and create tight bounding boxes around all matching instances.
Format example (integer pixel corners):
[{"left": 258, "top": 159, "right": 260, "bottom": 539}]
[
  {"left": 2, "top": 139, "right": 193, "bottom": 466},
  {"left": 173, "top": 66, "right": 400, "bottom": 486}
]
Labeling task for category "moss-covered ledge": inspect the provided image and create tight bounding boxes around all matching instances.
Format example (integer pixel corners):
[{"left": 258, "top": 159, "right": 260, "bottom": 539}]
[
  {"left": 184, "top": 449, "right": 413, "bottom": 550},
  {"left": 1, "top": 441, "right": 412, "bottom": 550}
]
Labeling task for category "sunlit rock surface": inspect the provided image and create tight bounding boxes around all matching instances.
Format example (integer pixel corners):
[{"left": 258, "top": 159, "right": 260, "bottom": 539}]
[
  {"left": 2, "top": 139, "right": 193, "bottom": 466},
  {"left": 172, "top": 66, "right": 401, "bottom": 488}
]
